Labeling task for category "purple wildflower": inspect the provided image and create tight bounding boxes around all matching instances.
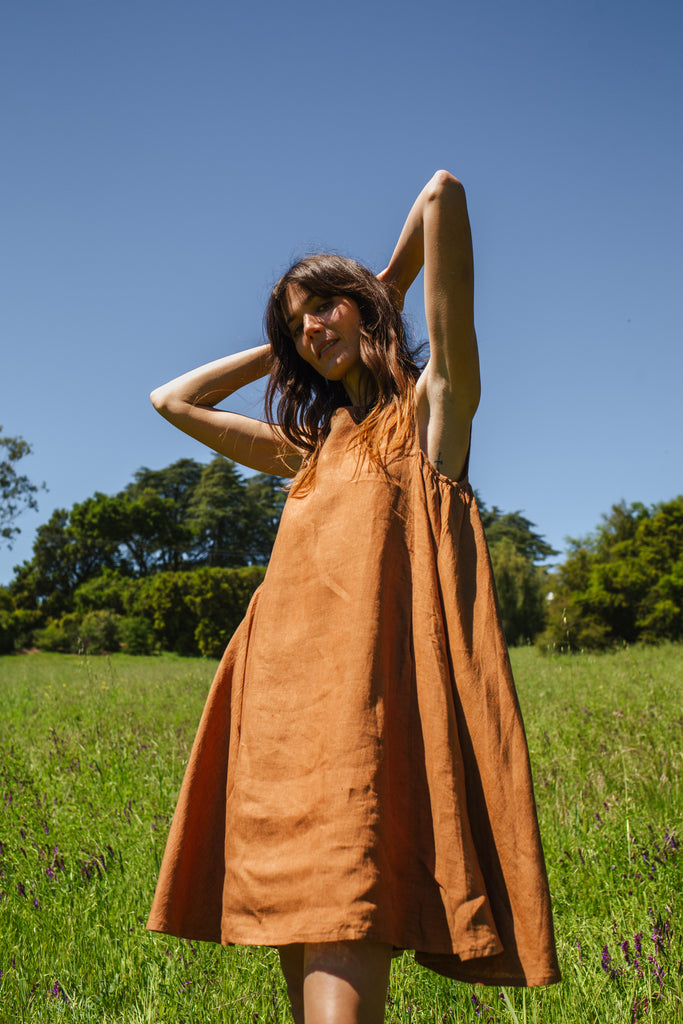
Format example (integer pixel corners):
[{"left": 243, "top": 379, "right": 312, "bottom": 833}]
[
  {"left": 578, "top": 847, "right": 585, "bottom": 865},
  {"left": 601, "top": 945, "right": 621, "bottom": 979},
  {"left": 620, "top": 939, "right": 631, "bottom": 965},
  {"left": 647, "top": 955, "right": 665, "bottom": 988},
  {"left": 33, "top": 897, "right": 39, "bottom": 908},
  {"left": 471, "top": 992, "right": 481, "bottom": 1016},
  {"left": 648, "top": 909, "right": 666, "bottom": 952},
  {"left": 17, "top": 883, "right": 26, "bottom": 898},
  {"left": 631, "top": 997, "right": 649, "bottom": 1023},
  {"left": 601, "top": 946, "right": 612, "bottom": 974},
  {"left": 47, "top": 980, "right": 69, "bottom": 1003},
  {"left": 663, "top": 827, "right": 679, "bottom": 853}
]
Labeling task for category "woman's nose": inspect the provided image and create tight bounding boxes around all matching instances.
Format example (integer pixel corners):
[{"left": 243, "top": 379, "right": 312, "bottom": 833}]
[{"left": 303, "top": 313, "right": 323, "bottom": 336}]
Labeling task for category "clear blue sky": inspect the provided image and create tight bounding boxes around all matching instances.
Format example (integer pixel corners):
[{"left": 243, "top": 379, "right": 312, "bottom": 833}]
[{"left": 2, "top": 0, "right": 681, "bottom": 583}]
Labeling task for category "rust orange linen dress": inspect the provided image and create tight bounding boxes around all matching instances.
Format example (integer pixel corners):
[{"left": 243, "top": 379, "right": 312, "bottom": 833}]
[{"left": 147, "top": 407, "right": 560, "bottom": 987}]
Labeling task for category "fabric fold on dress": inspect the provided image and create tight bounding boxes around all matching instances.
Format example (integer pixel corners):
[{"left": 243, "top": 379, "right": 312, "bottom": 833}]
[{"left": 147, "top": 408, "right": 560, "bottom": 987}]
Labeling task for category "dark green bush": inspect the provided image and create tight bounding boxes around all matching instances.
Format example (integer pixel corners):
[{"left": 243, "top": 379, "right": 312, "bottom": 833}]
[
  {"left": 33, "top": 616, "right": 76, "bottom": 652},
  {"left": 187, "top": 566, "right": 265, "bottom": 657},
  {"left": 118, "top": 615, "right": 155, "bottom": 655},
  {"left": 73, "top": 569, "right": 141, "bottom": 615},
  {"left": 132, "top": 566, "right": 266, "bottom": 656},
  {"left": 31, "top": 566, "right": 265, "bottom": 657},
  {"left": 77, "top": 609, "right": 121, "bottom": 653},
  {"left": 1, "top": 607, "right": 44, "bottom": 651}
]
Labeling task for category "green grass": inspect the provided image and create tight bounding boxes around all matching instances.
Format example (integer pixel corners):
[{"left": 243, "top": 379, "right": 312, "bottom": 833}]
[{"left": 0, "top": 646, "right": 681, "bottom": 1022}]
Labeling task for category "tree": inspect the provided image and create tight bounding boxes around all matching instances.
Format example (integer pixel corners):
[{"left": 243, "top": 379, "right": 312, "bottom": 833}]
[
  {"left": 9, "top": 505, "right": 121, "bottom": 617},
  {"left": 0, "top": 427, "right": 44, "bottom": 547},
  {"left": 9, "top": 456, "right": 288, "bottom": 627},
  {"left": 186, "top": 458, "right": 255, "bottom": 567},
  {"left": 488, "top": 538, "right": 549, "bottom": 645},
  {"left": 125, "top": 459, "right": 203, "bottom": 570},
  {"left": 476, "top": 495, "right": 557, "bottom": 645},
  {"left": 69, "top": 490, "right": 191, "bottom": 575},
  {"left": 541, "top": 497, "right": 683, "bottom": 651},
  {"left": 187, "top": 459, "right": 287, "bottom": 567},
  {"left": 244, "top": 473, "right": 288, "bottom": 563},
  {"left": 477, "top": 499, "right": 557, "bottom": 564}
]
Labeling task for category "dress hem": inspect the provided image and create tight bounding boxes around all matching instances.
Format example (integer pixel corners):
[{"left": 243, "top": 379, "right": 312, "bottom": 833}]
[{"left": 146, "top": 920, "right": 560, "bottom": 988}]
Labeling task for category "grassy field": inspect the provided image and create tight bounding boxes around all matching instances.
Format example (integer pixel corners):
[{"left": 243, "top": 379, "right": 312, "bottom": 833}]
[{"left": 0, "top": 645, "right": 681, "bottom": 1023}]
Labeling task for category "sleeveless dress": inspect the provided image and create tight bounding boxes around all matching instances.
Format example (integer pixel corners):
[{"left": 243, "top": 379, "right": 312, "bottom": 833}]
[{"left": 147, "top": 408, "right": 560, "bottom": 987}]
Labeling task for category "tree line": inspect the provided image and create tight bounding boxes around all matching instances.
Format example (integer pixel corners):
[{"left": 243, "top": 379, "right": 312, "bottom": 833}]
[
  {"left": 540, "top": 498, "right": 683, "bottom": 651},
  {"left": 0, "top": 453, "right": 285, "bottom": 656},
  {"left": 1, "top": 428, "right": 681, "bottom": 655}
]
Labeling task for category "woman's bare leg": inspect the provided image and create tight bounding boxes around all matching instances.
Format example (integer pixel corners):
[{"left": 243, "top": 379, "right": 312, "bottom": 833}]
[
  {"left": 303, "top": 940, "right": 392, "bottom": 1024},
  {"left": 278, "top": 944, "right": 305, "bottom": 1024},
  {"left": 279, "top": 940, "right": 391, "bottom": 1024}
]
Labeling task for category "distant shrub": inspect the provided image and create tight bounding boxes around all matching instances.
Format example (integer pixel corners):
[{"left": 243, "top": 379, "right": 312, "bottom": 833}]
[
  {"left": 118, "top": 615, "right": 155, "bottom": 655},
  {"left": 537, "top": 601, "right": 613, "bottom": 654},
  {"left": 74, "top": 570, "right": 141, "bottom": 616},
  {"left": 1, "top": 607, "right": 44, "bottom": 652},
  {"left": 77, "top": 610, "right": 121, "bottom": 654},
  {"left": 133, "top": 566, "right": 265, "bottom": 656},
  {"left": 539, "top": 498, "right": 683, "bottom": 652},
  {"left": 0, "top": 611, "right": 15, "bottom": 654},
  {"left": 36, "top": 610, "right": 121, "bottom": 654},
  {"left": 31, "top": 566, "right": 266, "bottom": 657},
  {"left": 34, "top": 617, "right": 75, "bottom": 653},
  {"left": 187, "top": 566, "right": 265, "bottom": 657},
  {"left": 134, "top": 573, "right": 197, "bottom": 656}
]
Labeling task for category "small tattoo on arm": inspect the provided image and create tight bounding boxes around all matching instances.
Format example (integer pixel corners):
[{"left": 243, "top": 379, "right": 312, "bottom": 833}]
[{"left": 435, "top": 451, "right": 444, "bottom": 471}]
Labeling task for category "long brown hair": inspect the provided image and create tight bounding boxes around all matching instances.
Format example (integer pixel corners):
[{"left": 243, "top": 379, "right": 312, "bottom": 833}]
[{"left": 265, "top": 254, "right": 420, "bottom": 490}]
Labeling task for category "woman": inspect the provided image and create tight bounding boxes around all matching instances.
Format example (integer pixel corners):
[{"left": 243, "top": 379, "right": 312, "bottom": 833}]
[{"left": 147, "top": 171, "right": 560, "bottom": 1024}]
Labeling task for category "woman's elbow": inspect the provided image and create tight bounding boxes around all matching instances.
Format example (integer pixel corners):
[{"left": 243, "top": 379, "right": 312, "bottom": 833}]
[
  {"left": 150, "top": 385, "right": 171, "bottom": 414},
  {"left": 427, "top": 169, "right": 465, "bottom": 202}
]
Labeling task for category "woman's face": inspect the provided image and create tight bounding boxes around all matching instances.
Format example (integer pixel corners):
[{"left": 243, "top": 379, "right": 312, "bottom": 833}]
[{"left": 283, "top": 283, "right": 366, "bottom": 404}]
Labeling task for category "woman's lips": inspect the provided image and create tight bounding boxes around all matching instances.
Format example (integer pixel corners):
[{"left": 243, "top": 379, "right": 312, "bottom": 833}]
[{"left": 316, "top": 339, "right": 337, "bottom": 358}]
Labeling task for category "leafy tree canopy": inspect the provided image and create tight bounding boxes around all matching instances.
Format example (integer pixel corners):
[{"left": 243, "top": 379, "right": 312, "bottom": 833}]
[
  {"left": 541, "top": 497, "right": 683, "bottom": 650},
  {"left": 10, "top": 457, "right": 286, "bottom": 615},
  {"left": 475, "top": 494, "right": 557, "bottom": 645},
  {"left": 0, "top": 427, "right": 45, "bottom": 548},
  {"left": 476, "top": 494, "right": 558, "bottom": 565}
]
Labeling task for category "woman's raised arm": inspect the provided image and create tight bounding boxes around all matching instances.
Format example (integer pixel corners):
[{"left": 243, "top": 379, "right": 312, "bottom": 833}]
[
  {"left": 150, "top": 345, "right": 302, "bottom": 477},
  {"left": 379, "top": 170, "right": 480, "bottom": 481}
]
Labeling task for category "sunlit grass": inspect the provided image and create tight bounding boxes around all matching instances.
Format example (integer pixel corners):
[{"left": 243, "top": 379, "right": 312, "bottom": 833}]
[{"left": 0, "top": 646, "right": 681, "bottom": 1022}]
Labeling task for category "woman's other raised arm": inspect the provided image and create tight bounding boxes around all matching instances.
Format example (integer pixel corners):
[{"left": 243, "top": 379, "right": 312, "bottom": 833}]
[
  {"left": 150, "top": 345, "right": 302, "bottom": 477},
  {"left": 379, "top": 170, "right": 480, "bottom": 481}
]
